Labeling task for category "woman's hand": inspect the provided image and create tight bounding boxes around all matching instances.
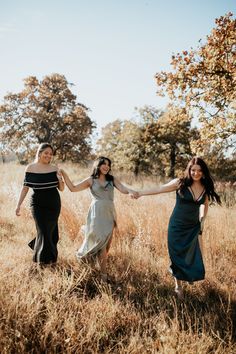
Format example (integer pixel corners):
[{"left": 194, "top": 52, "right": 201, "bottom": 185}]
[
  {"left": 59, "top": 168, "right": 65, "bottom": 176},
  {"left": 199, "top": 216, "right": 205, "bottom": 235},
  {"left": 57, "top": 169, "right": 65, "bottom": 191},
  {"left": 130, "top": 191, "right": 140, "bottom": 199},
  {"left": 15, "top": 206, "right": 21, "bottom": 216},
  {"left": 57, "top": 170, "right": 64, "bottom": 182}
]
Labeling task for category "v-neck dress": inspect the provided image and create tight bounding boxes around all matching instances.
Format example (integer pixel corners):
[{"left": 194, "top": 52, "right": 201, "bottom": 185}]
[
  {"left": 168, "top": 186, "right": 206, "bottom": 282},
  {"left": 76, "top": 178, "right": 116, "bottom": 259},
  {"left": 24, "top": 171, "right": 61, "bottom": 264}
]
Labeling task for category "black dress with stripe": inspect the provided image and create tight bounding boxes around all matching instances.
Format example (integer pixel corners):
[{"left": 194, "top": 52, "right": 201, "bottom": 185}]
[{"left": 24, "top": 171, "right": 61, "bottom": 264}]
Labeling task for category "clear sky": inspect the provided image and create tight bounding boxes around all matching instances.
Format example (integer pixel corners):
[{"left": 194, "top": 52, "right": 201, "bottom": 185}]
[{"left": 0, "top": 0, "right": 235, "bottom": 135}]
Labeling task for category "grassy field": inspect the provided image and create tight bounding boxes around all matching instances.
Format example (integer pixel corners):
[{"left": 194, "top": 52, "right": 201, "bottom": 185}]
[{"left": 0, "top": 163, "right": 235, "bottom": 353}]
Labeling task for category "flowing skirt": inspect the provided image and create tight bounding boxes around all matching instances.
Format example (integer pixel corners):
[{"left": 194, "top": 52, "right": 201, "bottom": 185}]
[
  {"left": 76, "top": 199, "right": 116, "bottom": 259},
  {"left": 168, "top": 219, "right": 205, "bottom": 282}
]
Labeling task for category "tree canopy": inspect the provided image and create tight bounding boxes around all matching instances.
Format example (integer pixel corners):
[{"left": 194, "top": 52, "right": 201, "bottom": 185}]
[
  {"left": 155, "top": 13, "right": 236, "bottom": 153},
  {"left": 0, "top": 73, "right": 95, "bottom": 162},
  {"left": 140, "top": 106, "right": 199, "bottom": 177},
  {"left": 96, "top": 119, "right": 147, "bottom": 176},
  {"left": 97, "top": 106, "right": 198, "bottom": 177}
]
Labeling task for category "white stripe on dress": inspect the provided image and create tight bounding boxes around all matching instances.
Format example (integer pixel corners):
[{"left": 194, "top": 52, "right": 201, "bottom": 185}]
[{"left": 25, "top": 181, "right": 58, "bottom": 185}]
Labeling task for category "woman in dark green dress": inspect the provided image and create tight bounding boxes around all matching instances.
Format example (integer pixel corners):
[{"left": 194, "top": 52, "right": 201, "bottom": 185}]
[
  {"left": 135, "top": 157, "right": 221, "bottom": 298},
  {"left": 16, "top": 143, "right": 65, "bottom": 265}
]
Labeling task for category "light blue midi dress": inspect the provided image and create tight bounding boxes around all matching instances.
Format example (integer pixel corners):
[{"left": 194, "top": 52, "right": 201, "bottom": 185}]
[{"left": 76, "top": 178, "right": 116, "bottom": 258}]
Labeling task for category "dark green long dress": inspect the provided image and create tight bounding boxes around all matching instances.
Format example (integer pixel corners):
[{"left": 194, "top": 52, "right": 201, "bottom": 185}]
[{"left": 168, "top": 187, "right": 206, "bottom": 282}]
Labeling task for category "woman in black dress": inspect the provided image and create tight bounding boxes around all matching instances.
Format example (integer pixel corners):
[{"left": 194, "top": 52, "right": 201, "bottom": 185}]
[{"left": 16, "top": 143, "right": 64, "bottom": 264}]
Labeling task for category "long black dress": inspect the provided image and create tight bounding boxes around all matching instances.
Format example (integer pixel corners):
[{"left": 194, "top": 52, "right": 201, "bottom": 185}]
[{"left": 24, "top": 171, "right": 61, "bottom": 264}]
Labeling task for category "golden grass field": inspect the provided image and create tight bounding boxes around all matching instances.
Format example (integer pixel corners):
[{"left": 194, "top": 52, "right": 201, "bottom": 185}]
[{"left": 0, "top": 162, "right": 235, "bottom": 353}]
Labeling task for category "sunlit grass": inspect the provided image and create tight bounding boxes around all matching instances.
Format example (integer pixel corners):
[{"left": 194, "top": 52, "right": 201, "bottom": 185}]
[{"left": 0, "top": 162, "right": 235, "bottom": 353}]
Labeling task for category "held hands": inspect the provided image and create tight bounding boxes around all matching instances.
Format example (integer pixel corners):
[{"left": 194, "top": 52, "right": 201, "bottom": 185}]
[
  {"left": 58, "top": 168, "right": 64, "bottom": 174},
  {"left": 57, "top": 169, "right": 64, "bottom": 182},
  {"left": 129, "top": 191, "right": 141, "bottom": 199},
  {"left": 57, "top": 169, "right": 65, "bottom": 192}
]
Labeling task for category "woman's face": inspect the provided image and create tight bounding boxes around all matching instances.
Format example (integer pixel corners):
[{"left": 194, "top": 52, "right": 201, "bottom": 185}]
[
  {"left": 190, "top": 164, "right": 204, "bottom": 181},
  {"left": 39, "top": 147, "right": 53, "bottom": 164},
  {"left": 99, "top": 159, "right": 110, "bottom": 175}
]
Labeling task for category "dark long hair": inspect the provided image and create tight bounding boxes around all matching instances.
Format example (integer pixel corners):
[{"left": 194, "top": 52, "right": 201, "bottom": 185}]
[
  {"left": 35, "top": 143, "right": 54, "bottom": 162},
  {"left": 91, "top": 156, "right": 114, "bottom": 181},
  {"left": 179, "top": 156, "right": 221, "bottom": 204}
]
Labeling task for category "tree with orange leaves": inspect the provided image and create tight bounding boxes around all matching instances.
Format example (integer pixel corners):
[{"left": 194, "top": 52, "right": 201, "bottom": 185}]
[{"left": 155, "top": 13, "right": 236, "bottom": 154}]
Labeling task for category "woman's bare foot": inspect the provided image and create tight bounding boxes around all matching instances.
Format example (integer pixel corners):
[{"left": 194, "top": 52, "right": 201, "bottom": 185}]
[
  {"left": 101, "top": 273, "right": 108, "bottom": 282},
  {"left": 174, "top": 278, "right": 183, "bottom": 299},
  {"left": 175, "top": 286, "right": 184, "bottom": 300}
]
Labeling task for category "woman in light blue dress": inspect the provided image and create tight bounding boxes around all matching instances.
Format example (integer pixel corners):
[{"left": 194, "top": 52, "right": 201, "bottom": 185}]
[
  {"left": 135, "top": 157, "right": 221, "bottom": 298},
  {"left": 61, "top": 157, "right": 135, "bottom": 280}
]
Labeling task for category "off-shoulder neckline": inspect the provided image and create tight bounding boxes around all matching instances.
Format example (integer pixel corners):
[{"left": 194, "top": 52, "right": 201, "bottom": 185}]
[{"left": 26, "top": 171, "right": 57, "bottom": 175}]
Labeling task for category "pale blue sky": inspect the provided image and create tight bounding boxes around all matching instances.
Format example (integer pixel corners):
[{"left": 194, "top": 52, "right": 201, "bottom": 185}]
[{"left": 0, "top": 0, "right": 235, "bottom": 135}]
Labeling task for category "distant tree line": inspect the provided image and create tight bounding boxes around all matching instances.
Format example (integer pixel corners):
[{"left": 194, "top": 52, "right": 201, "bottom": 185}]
[{"left": 96, "top": 105, "right": 236, "bottom": 180}]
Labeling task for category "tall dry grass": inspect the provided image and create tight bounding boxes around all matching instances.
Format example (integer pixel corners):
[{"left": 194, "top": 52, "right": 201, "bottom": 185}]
[{"left": 0, "top": 162, "right": 235, "bottom": 353}]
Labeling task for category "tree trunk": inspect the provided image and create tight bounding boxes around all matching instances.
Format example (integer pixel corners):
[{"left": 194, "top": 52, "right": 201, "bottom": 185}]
[
  {"left": 1, "top": 152, "right": 6, "bottom": 163},
  {"left": 169, "top": 144, "right": 176, "bottom": 178},
  {"left": 134, "top": 159, "right": 140, "bottom": 178}
]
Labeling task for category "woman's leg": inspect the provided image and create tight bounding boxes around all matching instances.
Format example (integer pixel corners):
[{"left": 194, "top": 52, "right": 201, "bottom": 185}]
[
  {"left": 174, "top": 278, "right": 183, "bottom": 299},
  {"left": 99, "top": 230, "right": 114, "bottom": 280},
  {"left": 106, "top": 231, "right": 113, "bottom": 253},
  {"left": 99, "top": 248, "right": 108, "bottom": 280}
]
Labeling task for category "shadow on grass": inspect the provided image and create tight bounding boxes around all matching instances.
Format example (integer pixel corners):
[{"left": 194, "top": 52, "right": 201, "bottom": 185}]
[{"left": 58, "top": 254, "right": 236, "bottom": 346}]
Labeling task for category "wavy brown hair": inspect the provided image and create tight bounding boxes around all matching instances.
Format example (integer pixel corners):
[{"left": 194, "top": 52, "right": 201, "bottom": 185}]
[
  {"left": 178, "top": 156, "right": 221, "bottom": 204},
  {"left": 91, "top": 156, "right": 114, "bottom": 181}
]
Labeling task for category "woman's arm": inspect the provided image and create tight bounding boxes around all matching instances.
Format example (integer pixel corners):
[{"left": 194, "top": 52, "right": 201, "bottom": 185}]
[
  {"left": 56, "top": 169, "right": 65, "bottom": 192},
  {"left": 113, "top": 177, "right": 137, "bottom": 195},
  {"left": 60, "top": 169, "right": 92, "bottom": 192},
  {"left": 15, "top": 186, "right": 29, "bottom": 216},
  {"left": 199, "top": 196, "right": 209, "bottom": 233},
  {"left": 200, "top": 196, "right": 209, "bottom": 219},
  {"left": 137, "top": 178, "right": 180, "bottom": 197}
]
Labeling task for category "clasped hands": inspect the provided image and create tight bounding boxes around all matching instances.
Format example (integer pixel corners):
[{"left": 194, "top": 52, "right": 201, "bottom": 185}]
[
  {"left": 57, "top": 168, "right": 64, "bottom": 182},
  {"left": 129, "top": 191, "right": 140, "bottom": 199}
]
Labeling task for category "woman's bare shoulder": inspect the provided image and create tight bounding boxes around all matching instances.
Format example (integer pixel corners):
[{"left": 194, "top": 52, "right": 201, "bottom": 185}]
[
  {"left": 49, "top": 164, "right": 58, "bottom": 172},
  {"left": 25, "top": 163, "right": 37, "bottom": 172},
  {"left": 25, "top": 163, "right": 57, "bottom": 173}
]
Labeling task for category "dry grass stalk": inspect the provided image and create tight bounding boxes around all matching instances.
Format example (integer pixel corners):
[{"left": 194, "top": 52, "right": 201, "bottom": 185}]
[{"left": 0, "top": 162, "right": 235, "bottom": 353}]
